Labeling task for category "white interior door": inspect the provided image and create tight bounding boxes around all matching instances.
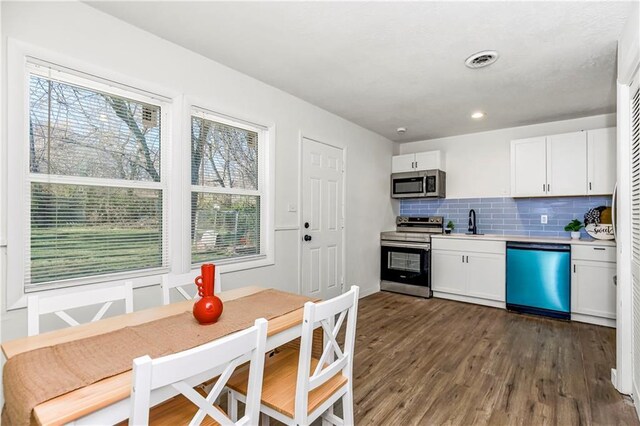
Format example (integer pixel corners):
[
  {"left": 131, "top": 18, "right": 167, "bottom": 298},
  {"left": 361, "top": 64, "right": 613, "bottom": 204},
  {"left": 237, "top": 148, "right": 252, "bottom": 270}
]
[{"left": 301, "top": 138, "right": 344, "bottom": 300}]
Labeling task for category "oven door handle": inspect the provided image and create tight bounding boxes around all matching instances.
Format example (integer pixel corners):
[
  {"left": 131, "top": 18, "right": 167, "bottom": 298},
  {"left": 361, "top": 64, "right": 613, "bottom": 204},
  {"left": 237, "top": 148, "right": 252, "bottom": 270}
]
[{"left": 381, "top": 242, "right": 431, "bottom": 250}]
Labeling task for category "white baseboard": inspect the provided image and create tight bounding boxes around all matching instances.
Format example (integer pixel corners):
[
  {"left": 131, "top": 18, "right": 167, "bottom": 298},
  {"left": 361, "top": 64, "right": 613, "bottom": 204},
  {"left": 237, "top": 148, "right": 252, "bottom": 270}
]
[
  {"left": 358, "top": 284, "right": 380, "bottom": 299},
  {"left": 634, "top": 380, "right": 640, "bottom": 422},
  {"left": 571, "top": 313, "right": 616, "bottom": 328},
  {"left": 432, "top": 291, "right": 505, "bottom": 309}
]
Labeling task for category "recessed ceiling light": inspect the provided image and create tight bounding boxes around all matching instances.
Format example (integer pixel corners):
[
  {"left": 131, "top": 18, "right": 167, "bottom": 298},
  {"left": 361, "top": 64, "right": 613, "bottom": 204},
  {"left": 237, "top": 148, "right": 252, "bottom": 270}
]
[
  {"left": 397, "top": 127, "right": 407, "bottom": 134},
  {"left": 465, "top": 50, "right": 499, "bottom": 69},
  {"left": 471, "top": 111, "right": 485, "bottom": 119}
]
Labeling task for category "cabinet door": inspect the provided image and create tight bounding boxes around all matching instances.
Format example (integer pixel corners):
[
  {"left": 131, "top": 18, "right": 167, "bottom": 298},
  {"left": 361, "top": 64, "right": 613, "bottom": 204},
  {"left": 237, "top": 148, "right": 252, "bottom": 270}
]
[
  {"left": 431, "top": 250, "right": 467, "bottom": 295},
  {"left": 510, "top": 137, "right": 547, "bottom": 197},
  {"left": 587, "top": 127, "right": 616, "bottom": 195},
  {"left": 466, "top": 252, "right": 506, "bottom": 302},
  {"left": 392, "top": 154, "right": 416, "bottom": 173},
  {"left": 414, "top": 151, "right": 443, "bottom": 171},
  {"left": 546, "top": 132, "right": 588, "bottom": 196},
  {"left": 571, "top": 261, "right": 616, "bottom": 319}
]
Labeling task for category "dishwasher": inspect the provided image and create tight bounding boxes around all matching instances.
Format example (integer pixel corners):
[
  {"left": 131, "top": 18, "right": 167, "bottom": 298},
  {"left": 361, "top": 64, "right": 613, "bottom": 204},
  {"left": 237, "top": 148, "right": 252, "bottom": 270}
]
[{"left": 506, "top": 242, "right": 571, "bottom": 320}]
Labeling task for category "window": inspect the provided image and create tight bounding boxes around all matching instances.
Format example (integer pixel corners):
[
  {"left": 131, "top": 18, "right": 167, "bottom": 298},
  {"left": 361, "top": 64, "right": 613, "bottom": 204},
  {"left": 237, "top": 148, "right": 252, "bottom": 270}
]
[
  {"left": 24, "top": 63, "right": 168, "bottom": 289},
  {"left": 190, "top": 110, "right": 265, "bottom": 264},
  {"left": 6, "top": 45, "right": 273, "bottom": 307}
]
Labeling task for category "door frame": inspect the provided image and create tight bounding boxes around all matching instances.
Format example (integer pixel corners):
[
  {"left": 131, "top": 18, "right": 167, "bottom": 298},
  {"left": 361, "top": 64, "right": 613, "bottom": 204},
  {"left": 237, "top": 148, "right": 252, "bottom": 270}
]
[{"left": 297, "top": 133, "right": 347, "bottom": 297}]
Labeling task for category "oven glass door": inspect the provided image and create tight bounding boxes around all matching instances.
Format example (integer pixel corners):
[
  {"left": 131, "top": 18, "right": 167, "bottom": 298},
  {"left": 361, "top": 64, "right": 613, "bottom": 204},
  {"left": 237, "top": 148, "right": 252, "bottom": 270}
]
[
  {"left": 392, "top": 177, "right": 424, "bottom": 196},
  {"left": 380, "top": 244, "right": 430, "bottom": 286}
]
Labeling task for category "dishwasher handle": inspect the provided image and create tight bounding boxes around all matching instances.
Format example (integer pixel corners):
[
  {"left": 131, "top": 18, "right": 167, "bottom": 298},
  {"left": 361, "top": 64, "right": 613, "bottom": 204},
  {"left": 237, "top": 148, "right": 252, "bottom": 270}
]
[{"left": 506, "top": 242, "right": 571, "bottom": 252}]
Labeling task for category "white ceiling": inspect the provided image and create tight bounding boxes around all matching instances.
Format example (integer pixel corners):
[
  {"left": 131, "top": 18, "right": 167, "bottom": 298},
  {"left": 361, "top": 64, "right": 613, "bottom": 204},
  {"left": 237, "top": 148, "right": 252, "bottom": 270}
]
[{"left": 89, "top": 1, "right": 632, "bottom": 142}]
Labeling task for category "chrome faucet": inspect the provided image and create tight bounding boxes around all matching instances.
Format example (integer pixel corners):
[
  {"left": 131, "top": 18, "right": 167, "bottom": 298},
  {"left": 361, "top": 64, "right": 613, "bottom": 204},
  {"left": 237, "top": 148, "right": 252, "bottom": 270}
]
[{"left": 468, "top": 209, "right": 478, "bottom": 235}]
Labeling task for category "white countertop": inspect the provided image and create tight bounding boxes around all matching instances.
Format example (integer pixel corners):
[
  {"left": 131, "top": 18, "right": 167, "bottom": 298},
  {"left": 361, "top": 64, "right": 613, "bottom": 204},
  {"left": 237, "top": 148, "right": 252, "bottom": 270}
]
[{"left": 431, "top": 233, "right": 616, "bottom": 247}]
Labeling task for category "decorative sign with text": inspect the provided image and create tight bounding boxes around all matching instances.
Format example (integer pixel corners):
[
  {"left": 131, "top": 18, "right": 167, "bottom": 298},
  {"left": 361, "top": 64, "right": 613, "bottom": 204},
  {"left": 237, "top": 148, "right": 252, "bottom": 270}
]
[{"left": 585, "top": 223, "right": 614, "bottom": 240}]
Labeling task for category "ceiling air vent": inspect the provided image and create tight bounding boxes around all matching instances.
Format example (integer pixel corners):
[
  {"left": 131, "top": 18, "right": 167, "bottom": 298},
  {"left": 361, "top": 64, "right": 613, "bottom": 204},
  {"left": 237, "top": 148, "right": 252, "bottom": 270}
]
[{"left": 465, "top": 50, "right": 499, "bottom": 69}]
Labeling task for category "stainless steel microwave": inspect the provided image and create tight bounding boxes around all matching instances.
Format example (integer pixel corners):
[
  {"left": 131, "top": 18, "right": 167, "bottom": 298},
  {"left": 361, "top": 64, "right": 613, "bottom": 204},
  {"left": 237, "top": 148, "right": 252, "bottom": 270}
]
[{"left": 390, "top": 170, "right": 446, "bottom": 199}]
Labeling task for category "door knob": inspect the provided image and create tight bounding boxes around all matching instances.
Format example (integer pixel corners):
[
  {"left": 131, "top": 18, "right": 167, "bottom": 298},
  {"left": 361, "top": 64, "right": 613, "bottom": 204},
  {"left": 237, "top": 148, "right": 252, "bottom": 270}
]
[{"left": 304, "top": 235, "right": 312, "bottom": 241}]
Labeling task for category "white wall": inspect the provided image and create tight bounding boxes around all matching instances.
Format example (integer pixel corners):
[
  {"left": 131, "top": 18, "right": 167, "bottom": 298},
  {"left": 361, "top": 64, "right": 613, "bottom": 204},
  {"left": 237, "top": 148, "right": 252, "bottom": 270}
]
[
  {"left": 0, "top": 2, "right": 396, "bottom": 342},
  {"left": 398, "top": 114, "right": 616, "bottom": 199}
]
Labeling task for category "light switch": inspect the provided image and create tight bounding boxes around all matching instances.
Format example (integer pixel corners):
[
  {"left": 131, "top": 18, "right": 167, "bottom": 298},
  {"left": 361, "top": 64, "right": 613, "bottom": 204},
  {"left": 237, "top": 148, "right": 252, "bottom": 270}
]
[
  {"left": 287, "top": 203, "right": 297, "bottom": 213},
  {"left": 541, "top": 215, "right": 548, "bottom": 224}
]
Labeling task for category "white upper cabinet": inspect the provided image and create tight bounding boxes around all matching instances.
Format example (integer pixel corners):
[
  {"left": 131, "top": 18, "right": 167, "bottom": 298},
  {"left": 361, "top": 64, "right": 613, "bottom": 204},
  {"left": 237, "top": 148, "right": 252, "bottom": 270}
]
[
  {"left": 415, "top": 151, "right": 443, "bottom": 170},
  {"left": 510, "top": 128, "right": 616, "bottom": 198},
  {"left": 391, "top": 153, "right": 416, "bottom": 173},
  {"left": 392, "top": 151, "right": 444, "bottom": 173},
  {"left": 587, "top": 127, "right": 616, "bottom": 195},
  {"left": 510, "top": 137, "right": 547, "bottom": 197},
  {"left": 546, "top": 132, "right": 588, "bottom": 196}
]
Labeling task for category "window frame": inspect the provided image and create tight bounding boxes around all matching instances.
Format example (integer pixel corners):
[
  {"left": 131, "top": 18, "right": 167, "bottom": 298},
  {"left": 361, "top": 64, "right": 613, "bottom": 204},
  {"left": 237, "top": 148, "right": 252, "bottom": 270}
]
[
  {"left": 6, "top": 41, "right": 174, "bottom": 309},
  {"left": 4, "top": 41, "right": 276, "bottom": 310},
  {"left": 187, "top": 105, "right": 274, "bottom": 269}
]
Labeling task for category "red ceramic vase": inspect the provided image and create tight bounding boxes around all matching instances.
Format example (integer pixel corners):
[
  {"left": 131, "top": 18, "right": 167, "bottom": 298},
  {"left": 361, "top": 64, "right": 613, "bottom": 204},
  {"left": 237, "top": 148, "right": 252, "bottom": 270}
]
[{"left": 193, "top": 264, "right": 223, "bottom": 325}]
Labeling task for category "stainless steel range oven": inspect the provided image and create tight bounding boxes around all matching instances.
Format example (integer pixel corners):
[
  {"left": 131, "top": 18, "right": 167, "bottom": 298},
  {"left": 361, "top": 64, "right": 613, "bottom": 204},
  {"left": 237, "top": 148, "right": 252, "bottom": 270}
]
[{"left": 380, "top": 216, "right": 444, "bottom": 298}]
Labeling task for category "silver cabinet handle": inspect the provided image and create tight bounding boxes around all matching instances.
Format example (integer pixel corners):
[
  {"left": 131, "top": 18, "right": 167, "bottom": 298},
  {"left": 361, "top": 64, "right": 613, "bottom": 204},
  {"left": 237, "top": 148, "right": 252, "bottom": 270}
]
[
  {"left": 543, "top": 183, "right": 545, "bottom": 192},
  {"left": 589, "top": 182, "right": 592, "bottom": 191},
  {"left": 462, "top": 255, "right": 464, "bottom": 263},
  {"left": 466, "top": 256, "right": 469, "bottom": 263},
  {"left": 593, "top": 247, "right": 606, "bottom": 251},
  {"left": 573, "top": 264, "right": 576, "bottom": 273}
]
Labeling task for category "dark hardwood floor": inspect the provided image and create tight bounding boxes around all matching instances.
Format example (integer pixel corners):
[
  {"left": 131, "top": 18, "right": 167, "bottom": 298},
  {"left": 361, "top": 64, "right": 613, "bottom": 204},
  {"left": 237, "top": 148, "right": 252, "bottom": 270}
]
[{"left": 352, "top": 291, "right": 638, "bottom": 425}]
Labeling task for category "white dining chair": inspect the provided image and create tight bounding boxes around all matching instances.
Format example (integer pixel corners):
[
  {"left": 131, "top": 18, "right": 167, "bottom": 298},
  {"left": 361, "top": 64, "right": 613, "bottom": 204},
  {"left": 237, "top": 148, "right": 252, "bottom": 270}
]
[
  {"left": 227, "top": 286, "right": 360, "bottom": 426},
  {"left": 160, "top": 269, "right": 222, "bottom": 305},
  {"left": 129, "top": 318, "right": 268, "bottom": 426},
  {"left": 27, "top": 281, "right": 134, "bottom": 336}
]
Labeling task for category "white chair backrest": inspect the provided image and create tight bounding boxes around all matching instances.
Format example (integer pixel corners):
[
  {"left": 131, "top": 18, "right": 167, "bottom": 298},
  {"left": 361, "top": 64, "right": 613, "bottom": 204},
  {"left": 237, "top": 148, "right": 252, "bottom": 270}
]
[
  {"left": 295, "top": 286, "right": 359, "bottom": 425},
  {"left": 27, "top": 281, "right": 134, "bottom": 336},
  {"left": 161, "top": 269, "right": 222, "bottom": 305},
  {"left": 129, "top": 318, "right": 268, "bottom": 426}
]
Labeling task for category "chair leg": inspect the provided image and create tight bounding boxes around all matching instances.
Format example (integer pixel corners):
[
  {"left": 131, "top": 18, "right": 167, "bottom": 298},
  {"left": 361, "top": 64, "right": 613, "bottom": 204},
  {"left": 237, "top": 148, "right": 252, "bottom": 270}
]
[
  {"left": 228, "top": 390, "right": 238, "bottom": 422},
  {"left": 342, "top": 388, "right": 354, "bottom": 426},
  {"left": 260, "top": 412, "right": 270, "bottom": 426},
  {"left": 322, "top": 407, "right": 334, "bottom": 426}
]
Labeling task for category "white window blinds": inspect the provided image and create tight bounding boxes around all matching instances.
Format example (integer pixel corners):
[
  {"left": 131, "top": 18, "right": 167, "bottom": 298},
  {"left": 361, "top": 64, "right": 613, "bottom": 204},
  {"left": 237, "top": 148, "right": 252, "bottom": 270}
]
[
  {"left": 26, "top": 65, "right": 167, "bottom": 289},
  {"left": 190, "top": 112, "right": 263, "bottom": 264}
]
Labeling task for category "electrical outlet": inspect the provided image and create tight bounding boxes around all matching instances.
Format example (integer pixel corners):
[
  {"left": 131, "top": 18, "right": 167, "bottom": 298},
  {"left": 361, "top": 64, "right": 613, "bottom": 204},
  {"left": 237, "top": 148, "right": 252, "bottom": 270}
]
[{"left": 541, "top": 215, "right": 548, "bottom": 224}]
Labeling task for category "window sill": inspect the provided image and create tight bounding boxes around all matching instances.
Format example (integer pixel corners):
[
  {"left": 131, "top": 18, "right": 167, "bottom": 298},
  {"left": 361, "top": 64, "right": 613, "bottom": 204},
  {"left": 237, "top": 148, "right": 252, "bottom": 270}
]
[
  {"left": 7, "top": 254, "right": 275, "bottom": 311},
  {"left": 191, "top": 253, "right": 274, "bottom": 274}
]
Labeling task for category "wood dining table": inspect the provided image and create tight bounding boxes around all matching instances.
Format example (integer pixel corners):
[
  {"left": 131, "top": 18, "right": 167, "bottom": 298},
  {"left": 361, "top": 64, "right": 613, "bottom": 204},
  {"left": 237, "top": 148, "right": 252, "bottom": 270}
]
[{"left": 1, "top": 286, "right": 318, "bottom": 426}]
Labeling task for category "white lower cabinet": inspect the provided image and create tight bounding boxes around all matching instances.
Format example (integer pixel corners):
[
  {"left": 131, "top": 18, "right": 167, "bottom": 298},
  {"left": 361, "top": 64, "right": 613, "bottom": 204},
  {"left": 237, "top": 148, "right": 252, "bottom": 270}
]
[
  {"left": 466, "top": 253, "right": 506, "bottom": 302},
  {"left": 431, "top": 238, "right": 616, "bottom": 326},
  {"left": 431, "top": 238, "right": 506, "bottom": 307},
  {"left": 571, "top": 245, "right": 617, "bottom": 327},
  {"left": 431, "top": 251, "right": 467, "bottom": 295}
]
